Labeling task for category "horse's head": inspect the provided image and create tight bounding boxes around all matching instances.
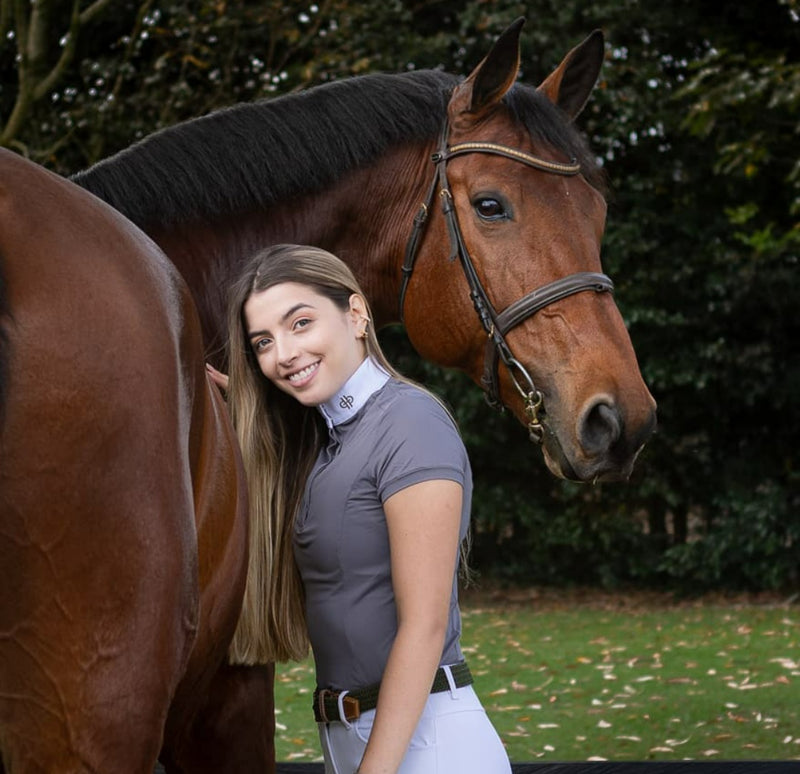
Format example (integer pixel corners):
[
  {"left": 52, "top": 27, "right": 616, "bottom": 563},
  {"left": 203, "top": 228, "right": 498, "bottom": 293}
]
[{"left": 402, "top": 19, "right": 657, "bottom": 482}]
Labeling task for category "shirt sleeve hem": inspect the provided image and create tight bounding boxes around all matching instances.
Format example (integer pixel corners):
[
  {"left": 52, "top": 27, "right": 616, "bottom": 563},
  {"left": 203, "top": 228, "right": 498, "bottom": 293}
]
[{"left": 379, "top": 465, "right": 465, "bottom": 503}]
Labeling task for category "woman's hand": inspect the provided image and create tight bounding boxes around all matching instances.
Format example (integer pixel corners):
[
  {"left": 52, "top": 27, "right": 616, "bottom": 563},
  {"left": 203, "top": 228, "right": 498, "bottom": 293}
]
[{"left": 206, "top": 363, "right": 230, "bottom": 392}]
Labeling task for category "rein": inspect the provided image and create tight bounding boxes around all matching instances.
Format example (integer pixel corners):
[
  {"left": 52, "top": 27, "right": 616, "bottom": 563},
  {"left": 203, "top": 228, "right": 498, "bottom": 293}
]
[{"left": 399, "top": 123, "right": 614, "bottom": 443}]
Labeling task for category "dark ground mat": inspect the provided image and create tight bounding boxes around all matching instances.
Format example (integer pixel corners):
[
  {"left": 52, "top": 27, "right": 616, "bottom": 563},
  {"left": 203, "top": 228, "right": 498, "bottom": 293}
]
[{"left": 274, "top": 763, "right": 798, "bottom": 773}]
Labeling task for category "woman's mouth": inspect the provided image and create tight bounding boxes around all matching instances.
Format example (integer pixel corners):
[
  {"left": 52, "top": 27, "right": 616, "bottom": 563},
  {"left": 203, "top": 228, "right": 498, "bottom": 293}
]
[{"left": 287, "top": 362, "right": 320, "bottom": 384}]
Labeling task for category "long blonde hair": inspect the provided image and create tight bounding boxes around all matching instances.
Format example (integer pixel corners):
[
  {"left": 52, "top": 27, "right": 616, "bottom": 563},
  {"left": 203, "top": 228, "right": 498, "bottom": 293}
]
[{"left": 226, "top": 244, "right": 403, "bottom": 665}]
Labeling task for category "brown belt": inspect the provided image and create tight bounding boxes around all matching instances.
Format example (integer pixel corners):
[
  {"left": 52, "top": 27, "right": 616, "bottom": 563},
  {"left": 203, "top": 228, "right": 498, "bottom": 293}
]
[{"left": 313, "top": 661, "right": 473, "bottom": 723}]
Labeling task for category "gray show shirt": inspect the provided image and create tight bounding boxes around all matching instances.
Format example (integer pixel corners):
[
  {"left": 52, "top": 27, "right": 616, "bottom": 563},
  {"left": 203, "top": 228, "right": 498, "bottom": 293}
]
[{"left": 293, "top": 378, "right": 471, "bottom": 691}]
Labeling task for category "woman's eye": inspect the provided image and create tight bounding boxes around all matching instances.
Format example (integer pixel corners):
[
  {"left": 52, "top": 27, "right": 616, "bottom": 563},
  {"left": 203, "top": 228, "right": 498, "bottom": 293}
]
[
  {"left": 474, "top": 197, "right": 509, "bottom": 221},
  {"left": 254, "top": 338, "right": 272, "bottom": 352},
  {"left": 294, "top": 317, "right": 312, "bottom": 330}
]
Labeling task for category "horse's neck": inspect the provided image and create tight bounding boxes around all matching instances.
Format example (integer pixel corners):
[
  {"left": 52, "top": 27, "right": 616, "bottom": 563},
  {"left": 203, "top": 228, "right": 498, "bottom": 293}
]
[
  {"left": 303, "top": 143, "right": 434, "bottom": 326},
  {"left": 147, "top": 141, "right": 432, "bottom": 358}
]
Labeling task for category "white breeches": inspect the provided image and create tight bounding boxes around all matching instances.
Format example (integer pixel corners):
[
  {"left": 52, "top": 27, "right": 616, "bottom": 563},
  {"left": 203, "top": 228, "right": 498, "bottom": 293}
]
[{"left": 317, "top": 681, "right": 511, "bottom": 774}]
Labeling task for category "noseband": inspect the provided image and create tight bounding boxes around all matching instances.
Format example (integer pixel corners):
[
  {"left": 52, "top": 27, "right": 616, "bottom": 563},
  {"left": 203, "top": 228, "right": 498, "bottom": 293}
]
[{"left": 399, "top": 122, "right": 614, "bottom": 443}]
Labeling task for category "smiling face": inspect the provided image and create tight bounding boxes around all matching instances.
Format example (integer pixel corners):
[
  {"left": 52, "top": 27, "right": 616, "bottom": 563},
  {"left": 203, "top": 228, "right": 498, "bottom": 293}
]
[{"left": 243, "top": 281, "right": 368, "bottom": 407}]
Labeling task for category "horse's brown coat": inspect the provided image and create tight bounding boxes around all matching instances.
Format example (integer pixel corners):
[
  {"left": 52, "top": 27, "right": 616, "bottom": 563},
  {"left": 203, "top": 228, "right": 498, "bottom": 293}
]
[{"left": 0, "top": 150, "right": 272, "bottom": 773}]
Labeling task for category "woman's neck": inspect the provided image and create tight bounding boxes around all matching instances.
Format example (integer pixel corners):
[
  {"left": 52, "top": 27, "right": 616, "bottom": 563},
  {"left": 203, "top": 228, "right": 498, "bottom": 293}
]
[{"left": 317, "top": 357, "right": 390, "bottom": 427}]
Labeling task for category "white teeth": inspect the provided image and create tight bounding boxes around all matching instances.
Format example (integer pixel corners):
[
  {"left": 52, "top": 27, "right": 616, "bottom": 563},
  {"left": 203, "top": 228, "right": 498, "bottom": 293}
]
[{"left": 288, "top": 363, "right": 318, "bottom": 382}]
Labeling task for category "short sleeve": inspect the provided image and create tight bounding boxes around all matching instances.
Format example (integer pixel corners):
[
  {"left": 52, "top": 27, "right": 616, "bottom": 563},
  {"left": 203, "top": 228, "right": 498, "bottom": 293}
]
[{"left": 372, "top": 385, "right": 468, "bottom": 503}]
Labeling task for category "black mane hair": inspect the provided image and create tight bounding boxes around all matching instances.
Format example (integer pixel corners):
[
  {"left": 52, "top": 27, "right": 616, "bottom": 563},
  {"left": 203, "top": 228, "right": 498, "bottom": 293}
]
[{"left": 72, "top": 70, "right": 603, "bottom": 230}]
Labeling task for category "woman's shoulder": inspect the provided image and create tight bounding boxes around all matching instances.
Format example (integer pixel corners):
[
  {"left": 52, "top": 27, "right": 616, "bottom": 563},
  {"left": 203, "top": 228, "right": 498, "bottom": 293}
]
[
  {"left": 369, "top": 379, "right": 469, "bottom": 493},
  {"left": 369, "top": 379, "right": 464, "bottom": 449},
  {"left": 378, "top": 379, "right": 452, "bottom": 421}
]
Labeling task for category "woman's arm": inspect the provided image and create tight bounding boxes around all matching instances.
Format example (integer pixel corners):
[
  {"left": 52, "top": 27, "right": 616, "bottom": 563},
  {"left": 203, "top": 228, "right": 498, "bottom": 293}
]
[{"left": 356, "top": 478, "right": 463, "bottom": 774}]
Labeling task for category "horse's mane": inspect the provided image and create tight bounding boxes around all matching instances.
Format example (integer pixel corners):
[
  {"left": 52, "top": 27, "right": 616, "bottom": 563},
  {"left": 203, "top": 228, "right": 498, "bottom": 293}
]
[{"left": 72, "top": 70, "right": 603, "bottom": 230}]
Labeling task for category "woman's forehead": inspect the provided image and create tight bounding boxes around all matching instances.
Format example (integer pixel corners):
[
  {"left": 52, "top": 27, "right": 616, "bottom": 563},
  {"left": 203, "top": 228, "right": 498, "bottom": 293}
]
[{"left": 244, "top": 282, "right": 338, "bottom": 325}]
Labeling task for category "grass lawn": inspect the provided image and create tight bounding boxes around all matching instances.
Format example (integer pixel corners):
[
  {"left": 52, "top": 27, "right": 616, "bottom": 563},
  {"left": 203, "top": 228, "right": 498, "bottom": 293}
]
[{"left": 273, "top": 589, "right": 799, "bottom": 763}]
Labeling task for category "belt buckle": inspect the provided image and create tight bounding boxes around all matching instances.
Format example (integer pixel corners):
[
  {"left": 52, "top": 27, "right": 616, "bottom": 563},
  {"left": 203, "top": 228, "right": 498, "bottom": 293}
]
[
  {"left": 317, "top": 689, "right": 361, "bottom": 723},
  {"left": 341, "top": 694, "right": 361, "bottom": 721}
]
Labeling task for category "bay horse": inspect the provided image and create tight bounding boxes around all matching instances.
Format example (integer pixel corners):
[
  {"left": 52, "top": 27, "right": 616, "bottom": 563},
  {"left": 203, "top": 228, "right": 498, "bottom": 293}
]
[
  {"left": 0, "top": 149, "right": 274, "bottom": 772},
  {"left": 73, "top": 17, "right": 657, "bottom": 483}
]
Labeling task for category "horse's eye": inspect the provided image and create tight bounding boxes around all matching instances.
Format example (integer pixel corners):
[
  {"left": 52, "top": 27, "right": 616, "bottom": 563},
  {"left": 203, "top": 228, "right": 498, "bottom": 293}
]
[{"left": 474, "top": 197, "right": 508, "bottom": 221}]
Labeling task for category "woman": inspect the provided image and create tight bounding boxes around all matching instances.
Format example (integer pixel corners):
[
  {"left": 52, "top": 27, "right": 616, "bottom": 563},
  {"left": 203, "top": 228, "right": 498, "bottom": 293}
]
[{"left": 208, "top": 244, "right": 510, "bottom": 774}]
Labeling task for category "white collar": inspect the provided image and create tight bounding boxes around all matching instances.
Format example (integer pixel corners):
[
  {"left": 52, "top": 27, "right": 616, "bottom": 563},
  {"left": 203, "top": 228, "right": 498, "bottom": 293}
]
[{"left": 318, "top": 358, "right": 390, "bottom": 428}]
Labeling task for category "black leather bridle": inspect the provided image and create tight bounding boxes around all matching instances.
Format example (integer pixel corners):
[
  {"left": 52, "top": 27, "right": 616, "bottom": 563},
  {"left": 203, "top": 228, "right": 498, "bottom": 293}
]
[{"left": 399, "top": 122, "right": 614, "bottom": 443}]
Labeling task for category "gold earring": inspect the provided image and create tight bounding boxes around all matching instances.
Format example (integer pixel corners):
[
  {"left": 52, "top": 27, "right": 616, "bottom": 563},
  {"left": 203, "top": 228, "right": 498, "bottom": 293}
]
[{"left": 360, "top": 316, "right": 370, "bottom": 338}]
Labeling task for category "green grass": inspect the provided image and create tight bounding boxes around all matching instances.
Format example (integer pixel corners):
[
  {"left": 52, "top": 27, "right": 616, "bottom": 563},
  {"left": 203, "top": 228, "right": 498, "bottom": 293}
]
[{"left": 274, "top": 591, "right": 800, "bottom": 763}]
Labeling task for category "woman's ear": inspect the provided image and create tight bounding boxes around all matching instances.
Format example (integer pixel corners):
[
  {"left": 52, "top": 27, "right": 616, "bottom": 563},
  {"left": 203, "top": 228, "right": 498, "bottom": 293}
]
[
  {"left": 348, "top": 293, "right": 367, "bottom": 320},
  {"left": 348, "top": 294, "right": 370, "bottom": 339}
]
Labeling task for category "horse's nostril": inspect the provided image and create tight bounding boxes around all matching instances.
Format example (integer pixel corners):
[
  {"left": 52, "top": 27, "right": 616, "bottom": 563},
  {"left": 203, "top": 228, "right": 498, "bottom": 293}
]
[{"left": 579, "top": 400, "right": 622, "bottom": 456}]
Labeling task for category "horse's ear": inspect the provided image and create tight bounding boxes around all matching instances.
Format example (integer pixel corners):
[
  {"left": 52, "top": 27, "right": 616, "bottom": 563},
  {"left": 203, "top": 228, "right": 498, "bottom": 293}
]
[
  {"left": 448, "top": 17, "right": 525, "bottom": 129},
  {"left": 537, "top": 30, "right": 605, "bottom": 120}
]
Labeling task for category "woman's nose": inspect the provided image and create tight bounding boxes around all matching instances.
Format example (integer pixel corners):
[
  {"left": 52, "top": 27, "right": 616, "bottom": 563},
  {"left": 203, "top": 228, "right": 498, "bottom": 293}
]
[{"left": 275, "top": 334, "right": 298, "bottom": 365}]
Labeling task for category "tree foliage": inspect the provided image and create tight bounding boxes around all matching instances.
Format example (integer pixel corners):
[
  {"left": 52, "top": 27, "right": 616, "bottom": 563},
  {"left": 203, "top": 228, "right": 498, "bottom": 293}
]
[{"left": 2, "top": 0, "right": 798, "bottom": 591}]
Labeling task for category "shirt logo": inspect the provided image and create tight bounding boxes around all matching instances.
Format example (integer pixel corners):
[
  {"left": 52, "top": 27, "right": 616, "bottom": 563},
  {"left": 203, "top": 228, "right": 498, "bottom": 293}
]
[{"left": 339, "top": 394, "right": 355, "bottom": 410}]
